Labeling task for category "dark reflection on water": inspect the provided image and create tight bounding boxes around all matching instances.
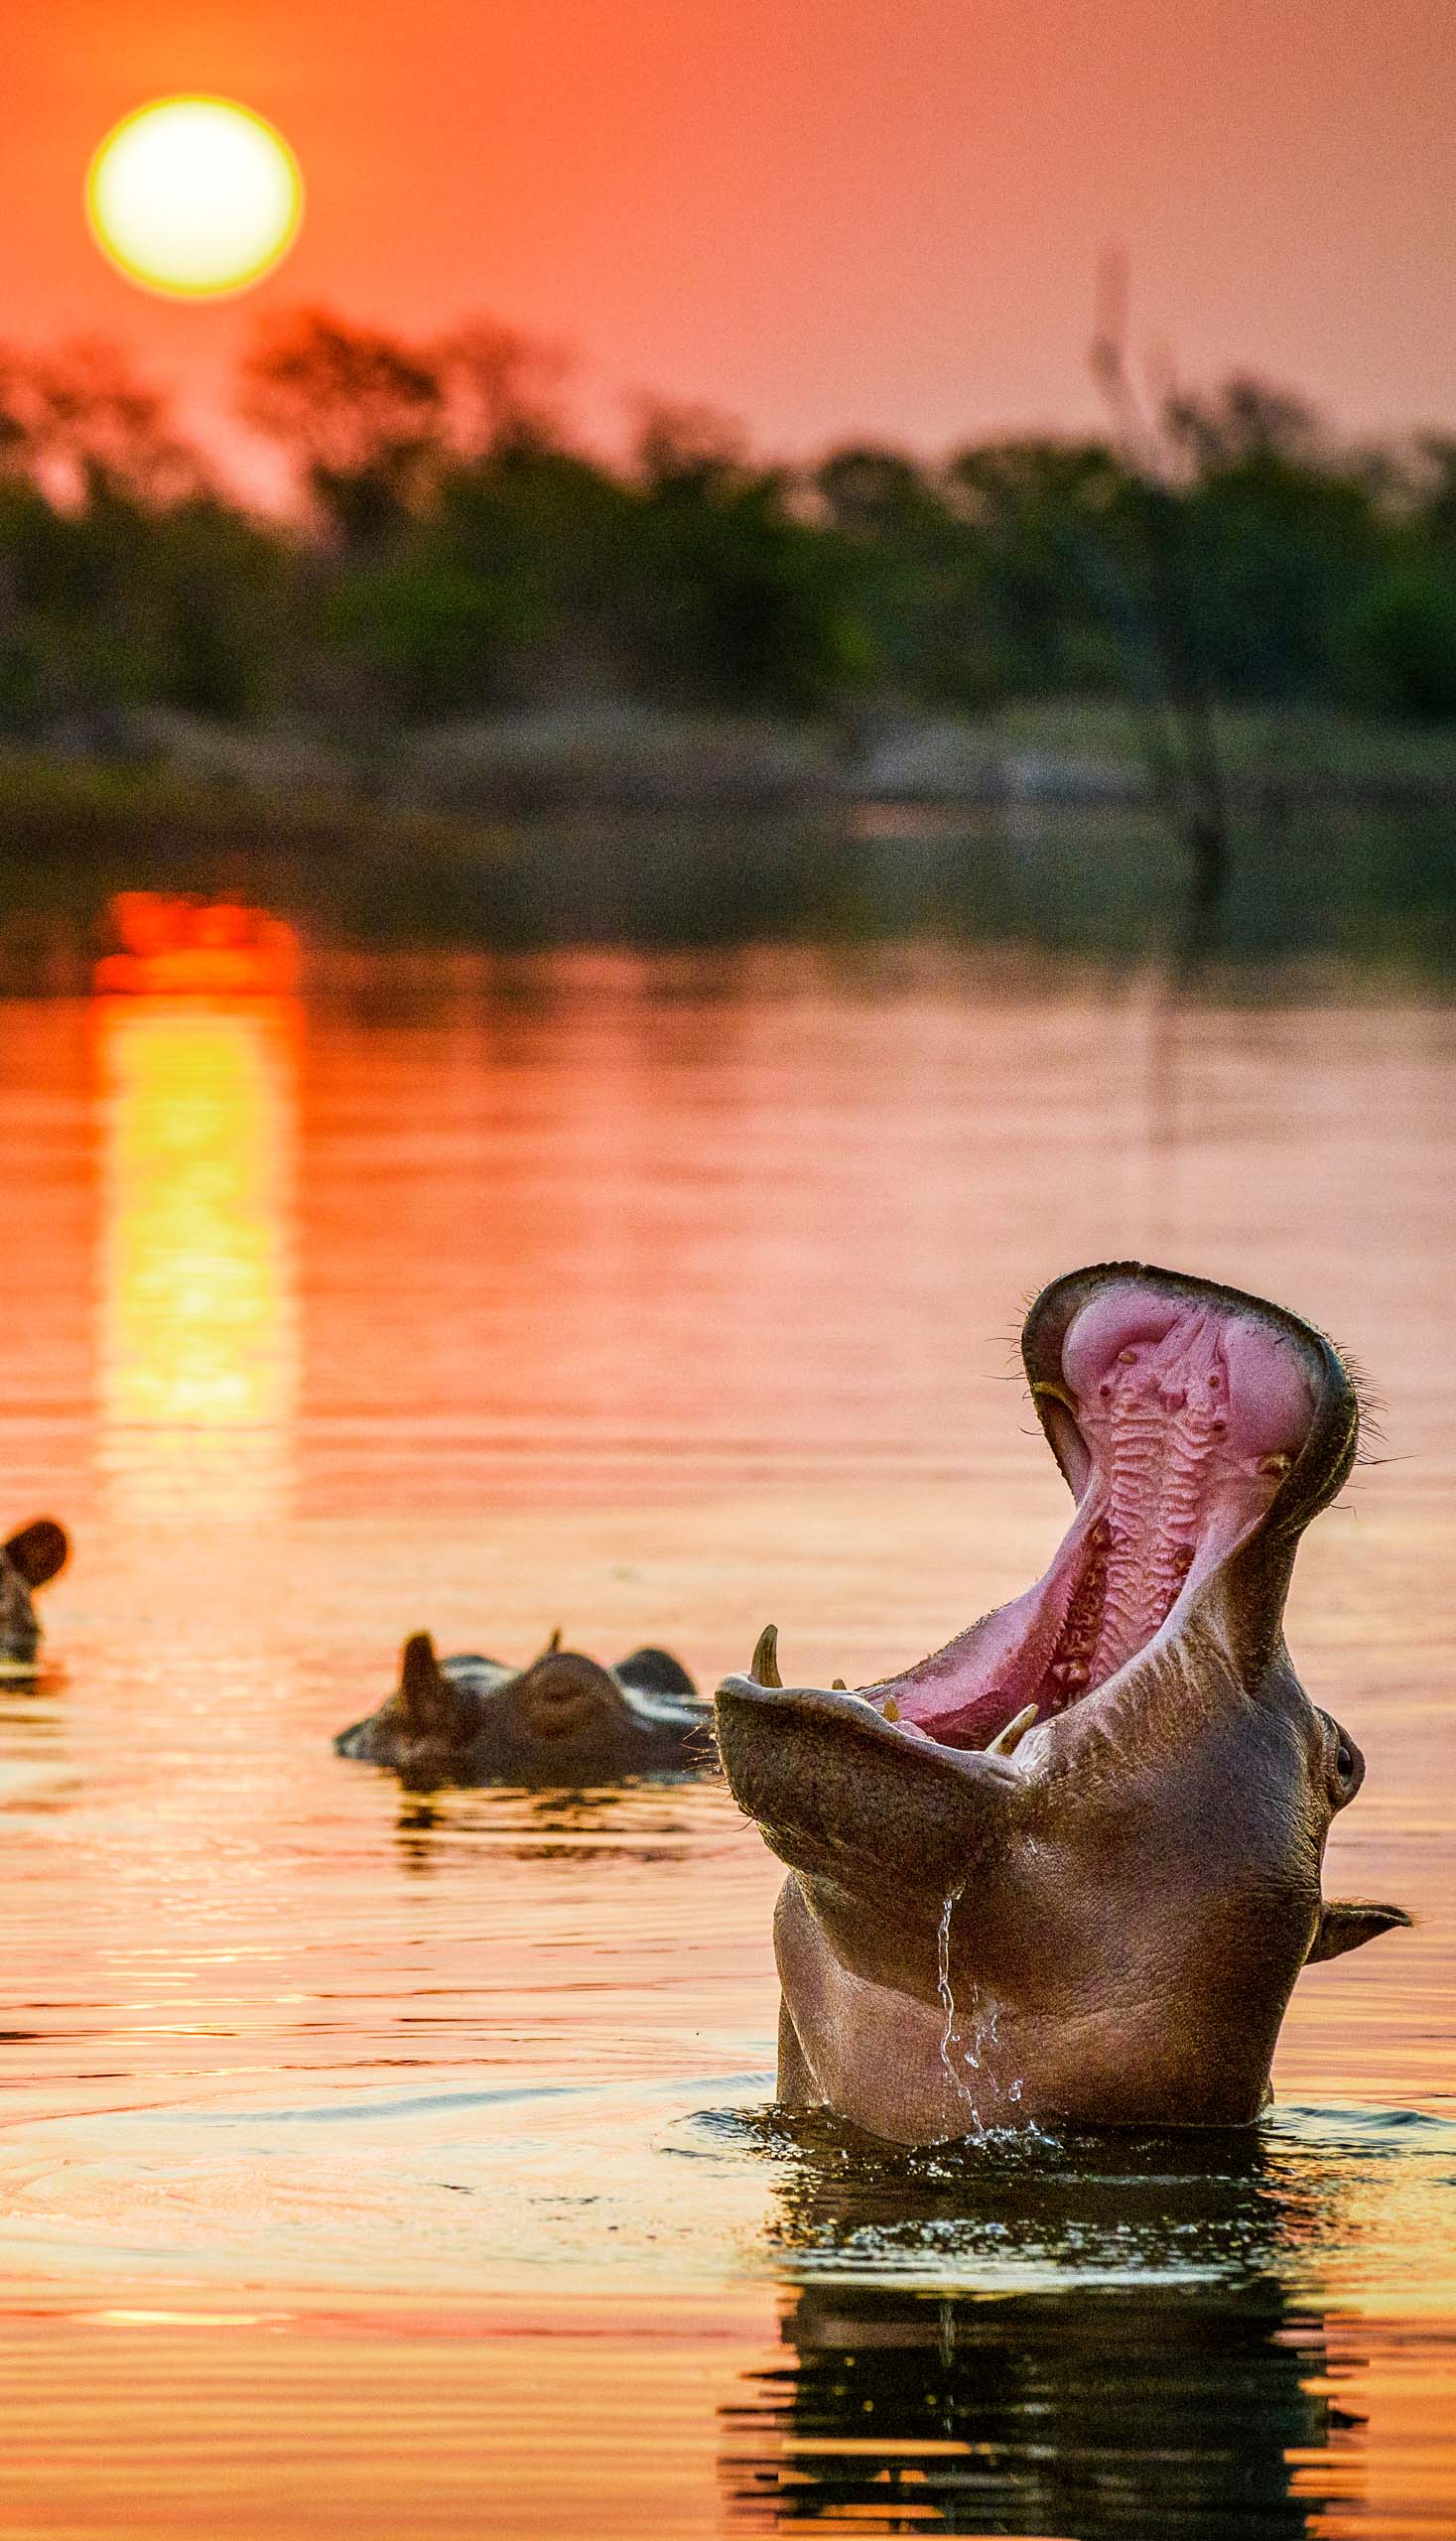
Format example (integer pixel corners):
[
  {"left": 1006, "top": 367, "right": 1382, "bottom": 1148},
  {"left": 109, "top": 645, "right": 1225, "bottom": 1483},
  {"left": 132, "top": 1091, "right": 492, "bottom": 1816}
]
[
  {"left": 731, "top": 2281, "right": 1352, "bottom": 2537},
  {"left": 390, "top": 1781, "right": 714, "bottom": 1875},
  {"left": 724, "top": 2120, "right": 1364, "bottom": 2537},
  {"left": 2, "top": 799, "right": 1454, "bottom": 979}
]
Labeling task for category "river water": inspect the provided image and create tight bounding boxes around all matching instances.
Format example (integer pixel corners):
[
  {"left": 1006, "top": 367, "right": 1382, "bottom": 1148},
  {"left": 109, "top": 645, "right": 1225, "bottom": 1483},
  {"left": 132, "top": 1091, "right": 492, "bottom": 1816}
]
[{"left": 0, "top": 945, "right": 1452, "bottom": 2537}]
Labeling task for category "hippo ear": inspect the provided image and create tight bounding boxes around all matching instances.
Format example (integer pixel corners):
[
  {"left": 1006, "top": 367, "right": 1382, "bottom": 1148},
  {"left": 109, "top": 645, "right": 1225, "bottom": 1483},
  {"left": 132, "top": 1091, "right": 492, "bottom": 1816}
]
[
  {"left": 398, "top": 1634, "right": 469, "bottom": 1740},
  {"left": 4, "top": 1521, "right": 68, "bottom": 1589},
  {"left": 614, "top": 1647, "right": 698, "bottom": 1700},
  {"left": 1306, "top": 1900, "right": 1412, "bottom": 1962}
]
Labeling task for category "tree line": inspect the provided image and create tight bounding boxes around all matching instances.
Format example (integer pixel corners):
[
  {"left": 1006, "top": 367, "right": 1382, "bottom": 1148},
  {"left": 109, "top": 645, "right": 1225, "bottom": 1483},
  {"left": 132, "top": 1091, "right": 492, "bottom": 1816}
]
[{"left": 5, "top": 312, "right": 1456, "bottom": 747}]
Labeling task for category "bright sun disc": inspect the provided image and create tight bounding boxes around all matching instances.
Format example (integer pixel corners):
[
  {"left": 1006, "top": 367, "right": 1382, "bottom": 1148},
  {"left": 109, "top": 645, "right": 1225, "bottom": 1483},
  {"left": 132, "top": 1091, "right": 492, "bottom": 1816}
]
[{"left": 86, "top": 96, "right": 303, "bottom": 300}]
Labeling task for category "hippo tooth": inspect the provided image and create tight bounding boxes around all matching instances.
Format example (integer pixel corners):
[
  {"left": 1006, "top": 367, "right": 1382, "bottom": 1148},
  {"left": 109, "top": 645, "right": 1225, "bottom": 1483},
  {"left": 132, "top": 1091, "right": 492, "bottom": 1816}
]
[
  {"left": 882, "top": 1695, "right": 900, "bottom": 1721},
  {"left": 546, "top": 1626, "right": 562, "bottom": 1654},
  {"left": 749, "top": 1624, "right": 782, "bottom": 1688},
  {"left": 986, "top": 1702, "right": 1039, "bottom": 1757},
  {"left": 831, "top": 1677, "right": 847, "bottom": 1691}
]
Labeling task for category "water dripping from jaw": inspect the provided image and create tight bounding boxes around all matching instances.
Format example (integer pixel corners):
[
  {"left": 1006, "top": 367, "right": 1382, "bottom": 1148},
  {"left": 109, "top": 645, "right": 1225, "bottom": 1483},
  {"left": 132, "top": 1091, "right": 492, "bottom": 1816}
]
[
  {"left": 935, "top": 1889, "right": 960, "bottom": 2065},
  {"left": 936, "top": 1888, "right": 1026, "bottom": 2136},
  {"left": 936, "top": 1887, "right": 976, "bottom": 2130}
]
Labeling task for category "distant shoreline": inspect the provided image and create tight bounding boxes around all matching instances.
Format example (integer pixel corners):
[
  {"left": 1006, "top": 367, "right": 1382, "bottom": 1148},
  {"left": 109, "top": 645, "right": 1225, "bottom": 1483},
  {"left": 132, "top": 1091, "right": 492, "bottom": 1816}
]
[
  {"left": 17, "top": 694, "right": 1456, "bottom": 815},
  {"left": 1, "top": 702, "right": 1453, "bottom": 980}
]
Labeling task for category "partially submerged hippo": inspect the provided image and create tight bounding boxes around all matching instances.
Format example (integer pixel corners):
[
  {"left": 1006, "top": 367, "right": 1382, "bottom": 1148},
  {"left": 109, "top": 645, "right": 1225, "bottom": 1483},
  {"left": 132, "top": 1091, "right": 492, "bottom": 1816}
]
[
  {"left": 0, "top": 1521, "right": 68, "bottom": 1673},
  {"left": 336, "top": 1630, "right": 711, "bottom": 1788},
  {"left": 716, "top": 1265, "right": 1410, "bottom": 2142}
]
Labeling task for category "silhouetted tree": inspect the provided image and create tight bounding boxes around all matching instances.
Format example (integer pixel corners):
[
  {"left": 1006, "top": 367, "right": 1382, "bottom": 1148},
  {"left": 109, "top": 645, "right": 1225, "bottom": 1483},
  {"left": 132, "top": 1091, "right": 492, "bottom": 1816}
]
[
  {"left": 629, "top": 403, "right": 866, "bottom": 710},
  {"left": 0, "top": 340, "right": 205, "bottom": 508},
  {"left": 1161, "top": 378, "right": 1386, "bottom": 703},
  {"left": 815, "top": 446, "right": 992, "bottom": 703},
  {"left": 0, "top": 304, "right": 1451, "bottom": 764},
  {"left": 240, "top": 312, "right": 448, "bottom": 550},
  {"left": 331, "top": 443, "right": 640, "bottom": 714},
  {"left": 944, "top": 437, "right": 1132, "bottom": 694},
  {"left": 433, "top": 320, "right": 571, "bottom": 462}
]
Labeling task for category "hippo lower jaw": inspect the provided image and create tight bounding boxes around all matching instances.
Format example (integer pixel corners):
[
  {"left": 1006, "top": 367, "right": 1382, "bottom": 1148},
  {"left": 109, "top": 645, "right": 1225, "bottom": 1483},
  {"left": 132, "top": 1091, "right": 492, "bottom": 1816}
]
[{"left": 715, "top": 1265, "right": 1409, "bottom": 2143}]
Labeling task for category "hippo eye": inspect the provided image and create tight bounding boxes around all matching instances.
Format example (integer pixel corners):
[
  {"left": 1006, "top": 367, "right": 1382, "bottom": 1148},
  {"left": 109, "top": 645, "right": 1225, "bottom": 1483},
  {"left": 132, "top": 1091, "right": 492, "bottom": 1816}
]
[
  {"left": 1320, "top": 1716, "right": 1364, "bottom": 1806},
  {"left": 1328, "top": 1730, "right": 1364, "bottom": 1805}
]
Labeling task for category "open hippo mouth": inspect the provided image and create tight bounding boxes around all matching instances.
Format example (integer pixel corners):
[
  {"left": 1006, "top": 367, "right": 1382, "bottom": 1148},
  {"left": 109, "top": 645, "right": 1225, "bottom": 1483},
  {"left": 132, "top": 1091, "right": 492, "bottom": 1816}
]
[
  {"left": 715, "top": 1266, "right": 1406, "bottom": 2139},
  {"left": 717, "top": 1264, "right": 1360, "bottom": 1857}
]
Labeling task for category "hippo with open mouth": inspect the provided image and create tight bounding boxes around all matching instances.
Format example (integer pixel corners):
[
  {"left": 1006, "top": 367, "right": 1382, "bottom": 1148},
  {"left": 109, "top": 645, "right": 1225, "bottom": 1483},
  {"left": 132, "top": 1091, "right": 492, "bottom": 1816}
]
[
  {"left": 716, "top": 1265, "right": 1410, "bottom": 2142},
  {"left": 335, "top": 1631, "right": 710, "bottom": 1788},
  {"left": 0, "top": 1521, "right": 68, "bottom": 1673}
]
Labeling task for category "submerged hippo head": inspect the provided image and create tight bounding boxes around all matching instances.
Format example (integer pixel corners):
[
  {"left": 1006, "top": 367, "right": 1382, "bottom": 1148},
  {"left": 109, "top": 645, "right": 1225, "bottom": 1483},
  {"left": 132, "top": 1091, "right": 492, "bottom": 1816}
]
[
  {"left": 335, "top": 1630, "right": 710, "bottom": 1789},
  {"left": 716, "top": 1265, "right": 1410, "bottom": 2142},
  {"left": 0, "top": 1521, "right": 68, "bottom": 1672}
]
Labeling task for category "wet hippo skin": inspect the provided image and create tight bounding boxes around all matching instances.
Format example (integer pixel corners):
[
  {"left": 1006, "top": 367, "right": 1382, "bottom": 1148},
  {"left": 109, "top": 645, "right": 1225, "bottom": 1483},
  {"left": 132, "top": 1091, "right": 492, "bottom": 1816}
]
[
  {"left": 0, "top": 1521, "right": 68, "bottom": 1672},
  {"left": 336, "top": 1630, "right": 711, "bottom": 1790},
  {"left": 716, "top": 1265, "right": 1411, "bottom": 2143}
]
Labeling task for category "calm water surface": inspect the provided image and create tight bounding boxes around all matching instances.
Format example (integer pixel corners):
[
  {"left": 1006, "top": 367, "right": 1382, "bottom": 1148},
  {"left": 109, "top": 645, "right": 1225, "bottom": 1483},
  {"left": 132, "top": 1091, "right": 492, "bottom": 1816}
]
[{"left": 0, "top": 946, "right": 1452, "bottom": 2537}]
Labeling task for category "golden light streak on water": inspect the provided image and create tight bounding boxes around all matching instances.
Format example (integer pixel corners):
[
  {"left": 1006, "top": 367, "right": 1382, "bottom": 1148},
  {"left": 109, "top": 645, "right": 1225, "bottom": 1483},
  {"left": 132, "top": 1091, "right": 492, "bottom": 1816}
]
[{"left": 93, "top": 995, "right": 301, "bottom": 1521}]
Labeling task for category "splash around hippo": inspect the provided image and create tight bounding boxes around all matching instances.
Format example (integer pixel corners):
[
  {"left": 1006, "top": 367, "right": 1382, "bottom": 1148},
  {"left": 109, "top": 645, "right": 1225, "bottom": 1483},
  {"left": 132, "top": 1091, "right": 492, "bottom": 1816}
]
[
  {"left": 336, "top": 1631, "right": 711, "bottom": 1789},
  {"left": 716, "top": 1264, "right": 1410, "bottom": 2143}
]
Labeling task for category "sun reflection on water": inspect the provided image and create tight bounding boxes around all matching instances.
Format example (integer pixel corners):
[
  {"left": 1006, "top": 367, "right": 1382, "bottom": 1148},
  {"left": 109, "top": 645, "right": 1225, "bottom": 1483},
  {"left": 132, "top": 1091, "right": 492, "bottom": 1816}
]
[{"left": 94, "top": 994, "right": 301, "bottom": 1520}]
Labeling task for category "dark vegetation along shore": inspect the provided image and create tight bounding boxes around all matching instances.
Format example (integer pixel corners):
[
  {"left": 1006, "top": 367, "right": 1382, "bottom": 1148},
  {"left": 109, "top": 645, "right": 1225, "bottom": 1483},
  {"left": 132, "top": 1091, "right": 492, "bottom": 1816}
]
[{"left": 3, "top": 313, "right": 1456, "bottom": 968}]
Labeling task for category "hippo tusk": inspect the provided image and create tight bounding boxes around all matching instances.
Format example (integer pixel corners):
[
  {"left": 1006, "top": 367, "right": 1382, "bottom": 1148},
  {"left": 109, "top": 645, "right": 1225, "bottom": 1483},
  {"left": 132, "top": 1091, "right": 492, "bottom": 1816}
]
[
  {"left": 546, "top": 1627, "right": 562, "bottom": 1655},
  {"left": 831, "top": 1677, "right": 847, "bottom": 1691},
  {"left": 750, "top": 1625, "right": 782, "bottom": 1688},
  {"left": 986, "top": 1702, "right": 1039, "bottom": 1757}
]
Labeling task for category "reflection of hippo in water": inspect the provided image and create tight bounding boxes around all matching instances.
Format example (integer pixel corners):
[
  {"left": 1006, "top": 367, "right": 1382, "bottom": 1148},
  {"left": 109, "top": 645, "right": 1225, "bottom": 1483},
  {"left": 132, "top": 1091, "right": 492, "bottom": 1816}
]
[
  {"left": 717, "top": 1264, "right": 1411, "bottom": 2142},
  {"left": 728, "top": 2111, "right": 1361, "bottom": 2536},
  {"left": 733, "top": 2274, "right": 1342, "bottom": 2540},
  {"left": 0, "top": 1522, "right": 69, "bottom": 1672},
  {"left": 335, "top": 1631, "right": 711, "bottom": 1789}
]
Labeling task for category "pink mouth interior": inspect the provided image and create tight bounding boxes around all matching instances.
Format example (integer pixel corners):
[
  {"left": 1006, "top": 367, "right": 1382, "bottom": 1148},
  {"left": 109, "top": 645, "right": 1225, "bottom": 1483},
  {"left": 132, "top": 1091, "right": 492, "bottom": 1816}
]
[{"left": 875, "top": 1281, "right": 1320, "bottom": 1752}]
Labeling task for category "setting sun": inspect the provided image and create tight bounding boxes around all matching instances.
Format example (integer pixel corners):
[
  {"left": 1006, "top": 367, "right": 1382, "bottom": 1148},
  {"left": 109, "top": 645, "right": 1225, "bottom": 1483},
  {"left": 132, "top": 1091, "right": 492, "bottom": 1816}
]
[{"left": 85, "top": 95, "right": 303, "bottom": 300}]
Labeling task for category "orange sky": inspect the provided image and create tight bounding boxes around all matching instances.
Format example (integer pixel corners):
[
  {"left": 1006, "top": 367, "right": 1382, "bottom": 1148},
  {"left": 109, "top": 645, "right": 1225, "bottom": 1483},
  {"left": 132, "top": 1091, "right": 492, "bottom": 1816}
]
[{"left": 8, "top": 0, "right": 1456, "bottom": 475}]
